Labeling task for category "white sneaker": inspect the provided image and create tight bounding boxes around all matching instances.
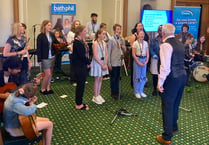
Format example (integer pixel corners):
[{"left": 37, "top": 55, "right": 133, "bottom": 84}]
[
  {"left": 85, "top": 81, "right": 88, "bottom": 84},
  {"left": 98, "top": 95, "right": 105, "bottom": 103},
  {"left": 92, "top": 96, "right": 103, "bottom": 104},
  {"left": 103, "top": 77, "right": 110, "bottom": 80},
  {"left": 135, "top": 94, "right": 141, "bottom": 99},
  {"left": 72, "top": 83, "right": 77, "bottom": 87},
  {"left": 140, "top": 92, "right": 147, "bottom": 98}
]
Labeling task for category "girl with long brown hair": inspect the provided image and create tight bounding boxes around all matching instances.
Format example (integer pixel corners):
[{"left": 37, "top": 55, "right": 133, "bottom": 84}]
[
  {"left": 90, "top": 29, "right": 108, "bottom": 104},
  {"left": 37, "top": 20, "right": 58, "bottom": 95}
]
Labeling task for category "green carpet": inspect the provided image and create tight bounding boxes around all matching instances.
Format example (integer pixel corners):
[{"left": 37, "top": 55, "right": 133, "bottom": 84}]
[{"left": 32, "top": 65, "right": 208, "bottom": 145}]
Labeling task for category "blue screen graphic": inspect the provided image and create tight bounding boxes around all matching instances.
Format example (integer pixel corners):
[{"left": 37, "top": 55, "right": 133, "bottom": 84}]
[{"left": 141, "top": 10, "right": 173, "bottom": 32}]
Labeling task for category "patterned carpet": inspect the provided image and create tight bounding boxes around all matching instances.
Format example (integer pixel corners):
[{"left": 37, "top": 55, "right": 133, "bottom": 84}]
[{"left": 32, "top": 65, "right": 209, "bottom": 145}]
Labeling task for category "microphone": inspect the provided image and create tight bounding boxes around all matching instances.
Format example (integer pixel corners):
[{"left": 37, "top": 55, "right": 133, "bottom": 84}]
[
  {"left": 32, "top": 24, "right": 40, "bottom": 27},
  {"left": 115, "top": 34, "right": 120, "bottom": 39}
]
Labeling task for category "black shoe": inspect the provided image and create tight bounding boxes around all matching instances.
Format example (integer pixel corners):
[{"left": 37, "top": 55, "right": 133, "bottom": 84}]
[
  {"left": 152, "top": 90, "right": 158, "bottom": 96},
  {"left": 111, "top": 94, "right": 118, "bottom": 99},
  {"left": 186, "top": 82, "right": 191, "bottom": 86},
  {"left": 51, "top": 78, "right": 55, "bottom": 83},
  {"left": 172, "top": 130, "right": 178, "bottom": 134},
  {"left": 40, "top": 90, "right": 48, "bottom": 95},
  {"left": 144, "top": 82, "right": 148, "bottom": 88},
  {"left": 46, "top": 90, "right": 54, "bottom": 94}
]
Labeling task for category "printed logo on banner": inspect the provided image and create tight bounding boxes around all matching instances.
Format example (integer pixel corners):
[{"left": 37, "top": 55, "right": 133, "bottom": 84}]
[
  {"left": 181, "top": 10, "right": 193, "bottom": 16},
  {"left": 51, "top": 3, "right": 76, "bottom": 14}
]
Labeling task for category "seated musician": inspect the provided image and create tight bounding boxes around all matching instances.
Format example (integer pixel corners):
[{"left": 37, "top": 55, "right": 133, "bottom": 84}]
[
  {"left": 0, "top": 56, "right": 40, "bottom": 114},
  {"left": 3, "top": 83, "right": 53, "bottom": 145},
  {"left": 0, "top": 56, "right": 22, "bottom": 114},
  {"left": 184, "top": 33, "right": 194, "bottom": 86},
  {"left": 53, "top": 29, "right": 69, "bottom": 73},
  {"left": 194, "top": 35, "right": 207, "bottom": 61}
]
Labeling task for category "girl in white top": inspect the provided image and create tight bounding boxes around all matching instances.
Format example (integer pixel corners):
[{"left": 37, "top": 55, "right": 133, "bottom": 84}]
[
  {"left": 90, "top": 29, "right": 108, "bottom": 104},
  {"left": 63, "top": 18, "right": 71, "bottom": 37},
  {"left": 67, "top": 20, "right": 81, "bottom": 54},
  {"left": 132, "top": 30, "right": 149, "bottom": 99}
]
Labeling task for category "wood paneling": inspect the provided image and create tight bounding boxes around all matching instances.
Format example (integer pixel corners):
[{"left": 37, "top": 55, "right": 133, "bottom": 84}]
[
  {"left": 171, "top": 0, "right": 176, "bottom": 10},
  {"left": 174, "top": 0, "right": 209, "bottom": 4},
  {"left": 13, "top": 0, "right": 19, "bottom": 22},
  {"left": 0, "top": 47, "right": 3, "bottom": 53},
  {"left": 123, "top": 0, "right": 128, "bottom": 37}
]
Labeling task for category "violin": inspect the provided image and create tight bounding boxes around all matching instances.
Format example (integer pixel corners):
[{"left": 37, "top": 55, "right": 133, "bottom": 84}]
[{"left": 53, "top": 42, "right": 69, "bottom": 53}]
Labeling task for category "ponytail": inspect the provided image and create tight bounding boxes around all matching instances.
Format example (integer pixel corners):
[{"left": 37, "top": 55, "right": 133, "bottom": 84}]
[{"left": 15, "top": 83, "right": 38, "bottom": 99}]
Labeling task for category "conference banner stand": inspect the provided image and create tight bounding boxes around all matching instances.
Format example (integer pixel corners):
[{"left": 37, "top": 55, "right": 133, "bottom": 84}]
[
  {"left": 51, "top": 3, "right": 76, "bottom": 64},
  {"left": 173, "top": 6, "right": 201, "bottom": 39}
]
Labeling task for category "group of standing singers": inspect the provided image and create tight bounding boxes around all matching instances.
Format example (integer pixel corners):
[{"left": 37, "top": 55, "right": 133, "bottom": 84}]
[{"left": 1, "top": 11, "right": 209, "bottom": 144}]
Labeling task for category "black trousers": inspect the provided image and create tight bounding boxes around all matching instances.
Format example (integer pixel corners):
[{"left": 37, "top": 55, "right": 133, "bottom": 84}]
[
  {"left": 19, "top": 57, "right": 29, "bottom": 85},
  {"left": 69, "top": 54, "right": 76, "bottom": 84},
  {"left": 74, "top": 67, "right": 87, "bottom": 105},
  {"left": 130, "top": 49, "right": 133, "bottom": 88},
  {"left": 185, "top": 68, "right": 190, "bottom": 84},
  {"left": 54, "top": 52, "right": 62, "bottom": 72},
  {"left": 161, "top": 74, "right": 186, "bottom": 141},
  {"left": 110, "top": 66, "right": 121, "bottom": 95},
  {"left": 152, "top": 74, "right": 158, "bottom": 91}
]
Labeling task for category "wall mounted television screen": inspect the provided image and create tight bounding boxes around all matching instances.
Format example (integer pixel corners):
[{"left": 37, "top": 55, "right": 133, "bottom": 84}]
[{"left": 141, "top": 10, "right": 173, "bottom": 32}]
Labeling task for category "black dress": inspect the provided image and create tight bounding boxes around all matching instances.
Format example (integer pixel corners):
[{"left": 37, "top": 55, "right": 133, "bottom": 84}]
[{"left": 72, "top": 39, "right": 90, "bottom": 105}]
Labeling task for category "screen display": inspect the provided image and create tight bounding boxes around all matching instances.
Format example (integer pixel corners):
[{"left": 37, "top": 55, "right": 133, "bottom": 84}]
[{"left": 141, "top": 10, "right": 173, "bottom": 32}]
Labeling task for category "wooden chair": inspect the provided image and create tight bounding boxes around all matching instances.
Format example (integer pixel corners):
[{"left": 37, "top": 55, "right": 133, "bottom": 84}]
[{"left": 0, "top": 127, "right": 42, "bottom": 145}]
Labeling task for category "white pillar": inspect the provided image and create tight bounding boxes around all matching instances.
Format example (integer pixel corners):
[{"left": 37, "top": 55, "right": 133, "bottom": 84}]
[{"left": 0, "top": 0, "right": 13, "bottom": 46}]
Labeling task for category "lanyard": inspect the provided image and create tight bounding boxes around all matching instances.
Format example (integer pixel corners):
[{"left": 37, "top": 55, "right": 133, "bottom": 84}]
[
  {"left": 114, "top": 35, "right": 120, "bottom": 49},
  {"left": 92, "top": 23, "right": 95, "bottom": 33},
  {"left": 137, "top": 40, "right": 143, "bottom": 55},
  {"left": 97, "top": 40, "right": 104, "bottom": 58}
]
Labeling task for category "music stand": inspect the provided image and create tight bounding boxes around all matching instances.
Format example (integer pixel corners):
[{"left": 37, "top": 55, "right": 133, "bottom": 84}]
[
  {"left": 109, "top": 37, "right": 137, "bottom": 125},
  {"left": 32, "top": 24, "right": 38, "bottom": 67}
]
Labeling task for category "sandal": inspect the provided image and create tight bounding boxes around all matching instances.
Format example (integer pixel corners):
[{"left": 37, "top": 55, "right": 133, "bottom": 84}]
[
  {"left": 40, "top": 90, "right": 48, "bottom": 95},
  {"left": 75, "top": 104, "right": 89, "bottom": 110}
]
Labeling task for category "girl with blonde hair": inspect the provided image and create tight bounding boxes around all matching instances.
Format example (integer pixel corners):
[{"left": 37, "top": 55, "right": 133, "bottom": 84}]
[{"left": 3, "top": 22, "right": 31, "bottom": 85}]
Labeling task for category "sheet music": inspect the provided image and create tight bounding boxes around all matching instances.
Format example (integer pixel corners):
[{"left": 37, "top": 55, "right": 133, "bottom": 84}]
[
  {"left": 36, "top": 102, "right": 48, "bottom": 108},
  {"left": 60, "top": 95, "right": 68, "bottom": 98}
]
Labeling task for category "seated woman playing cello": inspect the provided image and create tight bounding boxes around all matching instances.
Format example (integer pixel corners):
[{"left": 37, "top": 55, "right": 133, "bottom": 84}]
[{"left": 3, "top": 83, "right": 53, "bottom": 145}]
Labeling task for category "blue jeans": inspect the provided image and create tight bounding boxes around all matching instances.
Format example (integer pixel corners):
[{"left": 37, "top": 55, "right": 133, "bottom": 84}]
[
  {"left": 110, "top": 66, "right": 121, "bottom": 95},
  {"left": 133, "top": 57, "right": 147, "bottom": 94},
  {"left": 161, "top": 74, "right": 186, "bottom": 141}
]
